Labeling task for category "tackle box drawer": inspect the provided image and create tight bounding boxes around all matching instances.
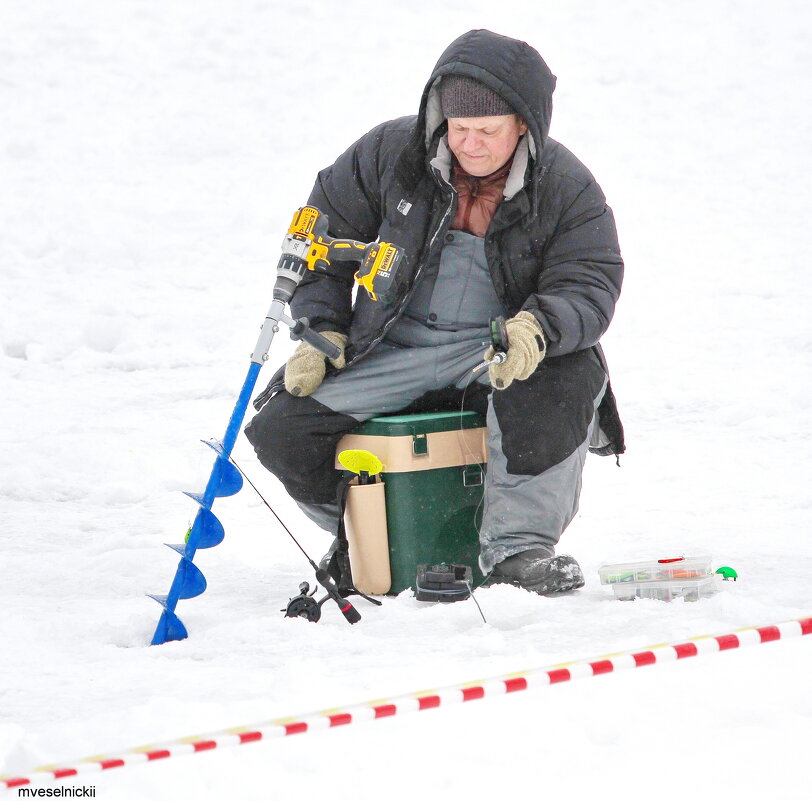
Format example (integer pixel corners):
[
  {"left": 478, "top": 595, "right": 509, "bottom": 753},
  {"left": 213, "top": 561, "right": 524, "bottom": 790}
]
[{"left": 610, "top": 574, "right": 723, "bottom": 602}]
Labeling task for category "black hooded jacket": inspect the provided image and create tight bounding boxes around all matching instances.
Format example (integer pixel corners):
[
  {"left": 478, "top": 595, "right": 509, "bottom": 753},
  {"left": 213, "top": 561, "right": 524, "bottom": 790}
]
[
  {"left": 291, "top": 30, "right": 622, "bottom": 364},
  {"left": 278, "top": 30, "right": 625, "bottom": 452}
]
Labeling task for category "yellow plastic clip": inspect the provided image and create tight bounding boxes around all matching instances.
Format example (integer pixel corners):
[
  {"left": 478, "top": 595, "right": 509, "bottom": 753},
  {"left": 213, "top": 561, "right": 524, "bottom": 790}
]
[{"left": 338, "top": 449, "right": 384, "bottom": 478}]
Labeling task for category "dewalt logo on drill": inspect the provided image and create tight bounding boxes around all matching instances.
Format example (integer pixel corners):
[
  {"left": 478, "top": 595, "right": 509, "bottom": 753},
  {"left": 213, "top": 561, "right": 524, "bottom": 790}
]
[
  {"left": 375, "top": 244, "right": 397, "bottom": 278},
  {"left": 290, "top": 206, "right": 320, "bottom": 238}
]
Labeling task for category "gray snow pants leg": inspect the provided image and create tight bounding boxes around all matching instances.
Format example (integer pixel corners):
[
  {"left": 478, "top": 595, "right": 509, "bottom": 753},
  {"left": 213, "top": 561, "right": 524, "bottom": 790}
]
[
  {"left": 244, "top": 342, "right": 607, "bottom": 570},
  {"left": 478, "top": 352, "right": 607, "bottom": 571}
]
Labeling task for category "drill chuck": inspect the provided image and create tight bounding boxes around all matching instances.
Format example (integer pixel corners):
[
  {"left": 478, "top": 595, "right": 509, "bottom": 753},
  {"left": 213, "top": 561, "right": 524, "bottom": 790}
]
[{"left": 273, "top": 254, "right": 308, "bottom": 302}]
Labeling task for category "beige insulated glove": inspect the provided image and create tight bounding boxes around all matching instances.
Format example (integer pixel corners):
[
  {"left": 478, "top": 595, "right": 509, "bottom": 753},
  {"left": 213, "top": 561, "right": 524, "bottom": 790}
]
[
  {"left": 284, "top": 331, "right": 348, "bottom": 397},
  {"left": 487, "top": 311, "right": 547, "bottom": 390}
]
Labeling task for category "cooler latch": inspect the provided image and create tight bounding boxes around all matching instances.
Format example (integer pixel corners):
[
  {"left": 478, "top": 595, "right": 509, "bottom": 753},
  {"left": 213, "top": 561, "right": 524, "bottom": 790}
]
[
  {"left": 463, "top": 464, "right": 484, "bottom": 487},
  {"left": 412, "top": 432, "right": 428, "bottom": 456}
]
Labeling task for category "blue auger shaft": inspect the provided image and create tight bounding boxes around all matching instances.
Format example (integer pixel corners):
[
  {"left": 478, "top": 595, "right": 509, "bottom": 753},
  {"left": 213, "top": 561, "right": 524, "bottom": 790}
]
[
  {"left": 149, "top": 293, "right": 342, "bottom": 645},
  {"left": 150, "top": 299, "right": 287, "bottom": 646},
  {"left": 184, "top": 360, "right": 262, "bottom": 563},
  {"left": 150, "top": 361, "right": 262, "bottom": 645}
]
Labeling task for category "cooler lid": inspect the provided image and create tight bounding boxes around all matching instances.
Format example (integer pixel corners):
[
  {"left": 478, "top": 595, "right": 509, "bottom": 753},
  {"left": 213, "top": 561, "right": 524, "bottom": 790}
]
[{"left": 354, "top": 410, "right": 485, "bottom": 437}]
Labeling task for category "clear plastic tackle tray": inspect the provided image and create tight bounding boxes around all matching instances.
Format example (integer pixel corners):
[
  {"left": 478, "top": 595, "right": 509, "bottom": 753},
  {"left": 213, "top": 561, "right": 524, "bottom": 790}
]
[
  {"left": 598, "top": 556, "right": 713, "bottom": 585},
  {"left": 610, "top": 574, "right": 723, "bottom": 602}
]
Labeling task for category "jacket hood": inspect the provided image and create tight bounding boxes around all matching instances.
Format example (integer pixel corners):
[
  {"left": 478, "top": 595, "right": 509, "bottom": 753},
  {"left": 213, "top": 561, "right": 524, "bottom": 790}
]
[
  {"left": 422, "top": 29, "right": 556, "bottom": 156},
  {"left": 395, "top": 30, "right": 556, "bottom": 201}
]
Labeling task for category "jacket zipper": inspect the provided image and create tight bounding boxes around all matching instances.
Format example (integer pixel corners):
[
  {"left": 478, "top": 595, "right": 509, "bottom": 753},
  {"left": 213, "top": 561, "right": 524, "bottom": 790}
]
[{"left": 346, "top": 183, "right": 457, "bottom": 367}]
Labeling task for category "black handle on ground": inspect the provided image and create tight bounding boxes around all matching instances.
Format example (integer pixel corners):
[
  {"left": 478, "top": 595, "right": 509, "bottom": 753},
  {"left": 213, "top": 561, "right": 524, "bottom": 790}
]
[
  {"left": 315, "top": 568, "right": 361, "bottom": 624},
  {"left": 289, "top": 317, "right": 342, "bottom": 361}
]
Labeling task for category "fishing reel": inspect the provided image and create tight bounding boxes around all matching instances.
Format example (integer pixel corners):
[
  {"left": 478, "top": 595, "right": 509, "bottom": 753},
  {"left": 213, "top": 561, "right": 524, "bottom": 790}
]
[
  {"left": 282, "top": 582, "right": 328, "bottom": 623},
  {"left": 472, "top": 316, "right": 510, "bottom": 374},
  {"left": 282, "top": 569, "right": 366, "bottom": 624}
]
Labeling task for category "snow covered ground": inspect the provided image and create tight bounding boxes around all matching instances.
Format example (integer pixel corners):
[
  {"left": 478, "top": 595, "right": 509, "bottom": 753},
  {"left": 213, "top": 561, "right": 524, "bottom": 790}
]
[{"left": 1, "top": 1, "right": 810, "bottom": 798}]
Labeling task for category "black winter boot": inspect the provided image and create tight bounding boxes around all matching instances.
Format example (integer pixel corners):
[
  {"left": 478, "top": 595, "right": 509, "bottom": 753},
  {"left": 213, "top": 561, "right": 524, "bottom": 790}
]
[{"left": 486, "top": 548, "right": 585, "bottom": 595}]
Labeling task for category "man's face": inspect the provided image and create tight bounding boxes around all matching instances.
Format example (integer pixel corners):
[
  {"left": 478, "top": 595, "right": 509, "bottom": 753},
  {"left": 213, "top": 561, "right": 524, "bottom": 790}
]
[{"left": 446, "top": 114, "right": 528, "bottom": 177}]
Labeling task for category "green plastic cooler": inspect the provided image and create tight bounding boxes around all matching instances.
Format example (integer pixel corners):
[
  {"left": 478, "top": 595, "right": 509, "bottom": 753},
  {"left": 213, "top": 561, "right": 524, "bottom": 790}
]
[{"left": 336, "top": 411, "right": 487, "bottom": 594}]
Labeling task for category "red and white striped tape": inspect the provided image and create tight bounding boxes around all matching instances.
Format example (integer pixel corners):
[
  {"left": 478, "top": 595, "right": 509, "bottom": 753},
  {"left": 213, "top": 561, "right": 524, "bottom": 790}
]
[{"left": 3, "top": 615, "right": 810, "bottom": 790}]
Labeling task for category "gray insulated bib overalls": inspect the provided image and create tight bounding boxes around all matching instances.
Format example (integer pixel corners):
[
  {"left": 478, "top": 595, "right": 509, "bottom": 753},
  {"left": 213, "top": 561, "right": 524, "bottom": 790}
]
[{"left": 273, "top": 230, "right": 608, "bottom": 571}]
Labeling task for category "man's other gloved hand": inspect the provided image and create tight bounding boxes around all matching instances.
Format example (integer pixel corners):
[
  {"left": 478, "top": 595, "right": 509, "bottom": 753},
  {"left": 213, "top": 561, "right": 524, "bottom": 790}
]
[
  {"left": 284, "top": 331, "right": 348, "bottom": 397},
  {"left": 486, "top": 311, "right": 547, "bottom": 390}
]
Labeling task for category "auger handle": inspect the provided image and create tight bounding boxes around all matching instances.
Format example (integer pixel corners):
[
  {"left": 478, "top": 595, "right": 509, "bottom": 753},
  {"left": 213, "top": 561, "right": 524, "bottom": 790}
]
[
  {"left": 288, "top": 317, "right": 341, "bottom": 361},
  {"left": 250, "top": 305, "right": 341, "bottom": 365}
]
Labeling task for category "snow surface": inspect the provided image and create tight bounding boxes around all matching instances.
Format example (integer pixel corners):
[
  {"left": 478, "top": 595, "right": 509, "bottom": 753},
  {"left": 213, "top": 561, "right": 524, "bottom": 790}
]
[{"left": 1, "top": 0, "right": 811, "bottom": 799}]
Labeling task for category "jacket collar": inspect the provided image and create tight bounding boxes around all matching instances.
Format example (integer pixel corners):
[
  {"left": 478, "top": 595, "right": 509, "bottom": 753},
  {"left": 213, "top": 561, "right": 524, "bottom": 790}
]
[{"left": 429, "top": 134, "right": 530, "bottom": 201}]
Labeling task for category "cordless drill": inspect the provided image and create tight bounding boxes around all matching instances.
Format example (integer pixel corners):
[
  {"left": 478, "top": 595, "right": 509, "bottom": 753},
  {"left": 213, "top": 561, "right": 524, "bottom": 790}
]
[
  {"left": 274, "top": 206, "right": 404, "bottom": 304},
  {"left": 252, "top": 206, "right": 405, "bottom": 365}
]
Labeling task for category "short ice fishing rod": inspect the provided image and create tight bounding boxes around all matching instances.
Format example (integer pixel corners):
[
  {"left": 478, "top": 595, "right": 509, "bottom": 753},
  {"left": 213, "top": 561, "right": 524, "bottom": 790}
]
[
  {"left": 149, "top": 207, "right": 404, "bottom": 644},
  {"left": 225, "top": 455, "right": 363, "bottom": 625},
  {"left": 472, "top": 316, "right": 509, "bottom": 374}
]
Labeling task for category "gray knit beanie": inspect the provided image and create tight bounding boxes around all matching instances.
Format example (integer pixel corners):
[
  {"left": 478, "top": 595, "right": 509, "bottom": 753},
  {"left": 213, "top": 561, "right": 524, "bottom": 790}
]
[{"left": 440, "top": 75, "right": 515, "bottom": 118}]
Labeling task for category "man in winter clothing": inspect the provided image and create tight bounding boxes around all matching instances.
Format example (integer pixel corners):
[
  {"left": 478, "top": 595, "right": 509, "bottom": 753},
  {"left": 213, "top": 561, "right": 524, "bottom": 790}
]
[{"left": 246, "top": 30, "right": 624, "bottom": 595}]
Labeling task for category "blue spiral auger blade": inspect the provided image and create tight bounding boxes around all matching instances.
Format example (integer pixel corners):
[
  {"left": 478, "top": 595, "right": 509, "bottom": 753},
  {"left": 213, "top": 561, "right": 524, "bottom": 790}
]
[
  {"left": 149, "top": 439, "right": 244, "bottom": 645},
  {"left": 147, "top": 351, "right": 263, "bottom": 645}
]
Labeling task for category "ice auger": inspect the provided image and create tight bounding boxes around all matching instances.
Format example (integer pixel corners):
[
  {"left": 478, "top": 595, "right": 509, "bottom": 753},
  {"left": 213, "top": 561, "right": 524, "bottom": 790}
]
[{"left": 148, "top": 207, "right": 404, "bottom": 644}]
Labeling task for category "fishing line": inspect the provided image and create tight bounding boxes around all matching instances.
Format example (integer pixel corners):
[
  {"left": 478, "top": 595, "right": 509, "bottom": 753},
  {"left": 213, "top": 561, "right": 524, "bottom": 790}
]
[
  {"left": 454, "top": 356, "right": 496, "bottom": 600},
  {"left": 465, "top": 579, "right": 488, "bottom": 623},
  {"left": 226, "top": 451, "right": 317, "bottom": 569},
  {"left": 229, "top": 452, "right": 379, "bottom": 622}
]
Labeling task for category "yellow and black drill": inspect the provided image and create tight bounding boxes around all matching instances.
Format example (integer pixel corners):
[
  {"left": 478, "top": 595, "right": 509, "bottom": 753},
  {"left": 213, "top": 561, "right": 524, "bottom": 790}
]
[
  {"left": 252, "top": 207, "right": 405, "bottom": 365},
  {"left": 273, "top": 205, "right": 404, "bottom": 304}
]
